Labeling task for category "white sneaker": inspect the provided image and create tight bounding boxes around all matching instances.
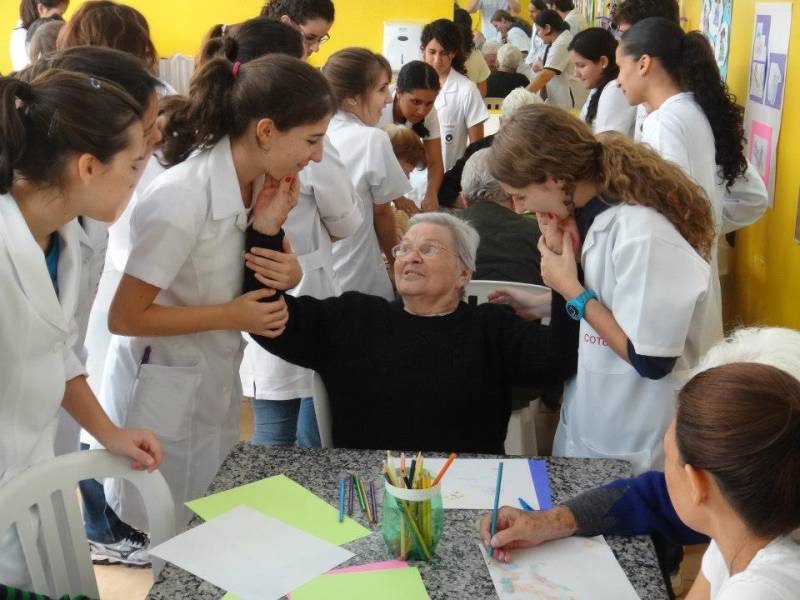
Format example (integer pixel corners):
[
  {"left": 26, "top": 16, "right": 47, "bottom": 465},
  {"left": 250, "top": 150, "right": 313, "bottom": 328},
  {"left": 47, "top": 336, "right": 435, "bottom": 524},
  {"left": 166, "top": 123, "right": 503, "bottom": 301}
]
[{"left": 89, "top": 527, "right": 151, "bottom": 568}]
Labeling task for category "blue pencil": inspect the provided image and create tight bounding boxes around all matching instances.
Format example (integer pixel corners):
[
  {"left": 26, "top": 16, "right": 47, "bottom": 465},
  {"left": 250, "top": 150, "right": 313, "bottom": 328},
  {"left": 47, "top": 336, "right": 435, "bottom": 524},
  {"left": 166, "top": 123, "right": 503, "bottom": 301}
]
[
  {"left": 338, "top": 477, "right": 345, "bottom": 522},
  {"left": 518, "top": 497, "right": 534, "bottom": 512},
  {"left": 488, "top": 462, "right": 504, "bottom": 558}
]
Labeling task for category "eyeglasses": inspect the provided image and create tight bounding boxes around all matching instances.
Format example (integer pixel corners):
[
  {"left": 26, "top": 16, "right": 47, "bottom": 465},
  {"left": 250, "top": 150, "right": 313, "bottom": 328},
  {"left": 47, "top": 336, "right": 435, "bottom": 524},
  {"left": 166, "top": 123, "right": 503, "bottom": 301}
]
[
  {"left": 391, "top": 241, "right": 456, "bottom": 259},
  {"left": 292, "top": 20, "right": 331, "bottom": 47}
]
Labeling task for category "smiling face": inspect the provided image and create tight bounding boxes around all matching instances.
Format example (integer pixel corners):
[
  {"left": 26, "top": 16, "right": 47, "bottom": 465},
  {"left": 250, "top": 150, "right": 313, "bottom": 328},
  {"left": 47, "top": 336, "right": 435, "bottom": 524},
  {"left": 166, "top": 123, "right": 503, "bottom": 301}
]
[
  {"left": 499, "top": 178, "right": 571, "bottom": 218},
  {"left": 615, "top": 44, "right": 646, "bottom": 105},
  {"left": 395, "top": 88, "right": 438, "bottom": 124},
  {"left": 423, "top": 39, "right": 454, "bottom": 78},
  {"left": 257, "top": 115, "right": 331, "bottom": 179},
  {"left": 569, "top": 50, "right": 608, "bottom": 89},
  {"left": 536, "top": 24, "right": 557, "bottom": 44},
  {"left": 281, "top": 15, "right": 332, "bottom": 58},
  {"left": 492, "top": 19, "right": 510, "bottom": 34},
  {"left": 351, "top": 69, "right": 392, "bottom": 126},
  {"left": 394, "top": 222, "right": 470, "bottom": 304}
]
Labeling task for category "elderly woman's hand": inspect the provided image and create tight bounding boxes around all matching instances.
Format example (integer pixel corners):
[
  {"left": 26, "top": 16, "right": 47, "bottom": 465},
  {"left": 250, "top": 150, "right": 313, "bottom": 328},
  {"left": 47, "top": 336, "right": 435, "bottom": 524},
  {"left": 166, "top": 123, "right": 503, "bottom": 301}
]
[
  {"left": 539, "top": 231, "right": 584, "bottom": 299},
  {"left": 479, "top": 506, "right": 578, "bottom": 562},
  {"left": 245, "top": 237, "right": 303, "bottom": 291},
  {"left": 488, "top": 287, "right": 551, "bottom": 321}
]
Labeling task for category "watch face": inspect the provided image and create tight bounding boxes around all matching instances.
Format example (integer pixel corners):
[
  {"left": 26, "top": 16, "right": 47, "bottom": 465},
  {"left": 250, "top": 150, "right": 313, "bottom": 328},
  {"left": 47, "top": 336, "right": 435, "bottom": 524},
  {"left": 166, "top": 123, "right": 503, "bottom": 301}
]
[{"left": 566, "top": 302, "right": 581, "bottom": 320}]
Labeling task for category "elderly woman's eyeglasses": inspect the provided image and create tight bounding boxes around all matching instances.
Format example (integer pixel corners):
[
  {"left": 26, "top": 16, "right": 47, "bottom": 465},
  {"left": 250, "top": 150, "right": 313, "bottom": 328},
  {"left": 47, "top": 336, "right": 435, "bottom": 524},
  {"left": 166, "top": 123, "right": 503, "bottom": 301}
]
[{"left": 391, "top": 242, "right": 456, "bottom": 259}]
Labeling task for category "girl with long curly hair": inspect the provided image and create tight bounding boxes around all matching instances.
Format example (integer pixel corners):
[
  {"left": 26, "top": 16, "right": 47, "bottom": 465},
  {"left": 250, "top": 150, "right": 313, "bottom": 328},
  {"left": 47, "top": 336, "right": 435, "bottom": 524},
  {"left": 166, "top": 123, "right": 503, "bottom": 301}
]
[{"left": 488, "top": 104, "right": 717, "bottom": 474}]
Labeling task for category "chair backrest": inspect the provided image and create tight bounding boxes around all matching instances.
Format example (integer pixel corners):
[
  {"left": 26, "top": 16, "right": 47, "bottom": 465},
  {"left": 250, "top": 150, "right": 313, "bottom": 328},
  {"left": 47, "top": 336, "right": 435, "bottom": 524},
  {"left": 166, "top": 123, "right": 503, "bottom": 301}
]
[
  {"left": 484, "top": 97, "right": 504, "bottom": 111},
  {"left": 312, "top": 372, "right": 333, "bottom": 449},
  {"left": 0, "top": 450, "right": 175, "bottom": 599},
  {"left": 465, "top": 279, "right": 549, "bottom": 306}
]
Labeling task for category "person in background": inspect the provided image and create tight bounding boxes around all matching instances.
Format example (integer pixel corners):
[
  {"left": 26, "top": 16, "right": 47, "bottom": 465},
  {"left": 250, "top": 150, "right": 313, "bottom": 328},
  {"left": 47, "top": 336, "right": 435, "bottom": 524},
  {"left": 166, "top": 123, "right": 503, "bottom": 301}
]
[
  {"left": 458, "top": 148, "right": 541, "bottom": 284},
  {"left": 481, "top": 40, "right": 500, "bottom": 71},
  {"left": 438, "top": 87, "right": 541, "bottom": 208},
  {"left": 491, "top": 9, "right": 531, "bottom": 53},
  {"left": 322, "top": 48, "right": 411, "bottom": 299},
  {"left": 24, "top": 17, "right": 63, "bottom": 64},
  {"left": 526, "top": 10, "right": 585, "bottom": 109},
  {"left": 467, "top": 0, "right": 521, "bottom": 43},
  {"left": 569, "top": 27, "right": 635, "bottom": 136},
  {"left": 487, "top": 44, "right": 530, "bottom": 98},
  {"left": 489, "top": 104, "right": 715, "bottom": 475},
  {"left": 261, "top": 0, "right": 335, "bottom": 58},
  {"left": 0, "top": 65, "right": 162, "bottom": 593},
  {"left": 547, "top": 0, "right": 587, "bottom": 33},
  {"left": 384, "top": 125, "right": 428, "bottom": 225},
  {"left": 422, "top": 19, "right": 488, "bottom": 172},
  {"left": 613, "top": 0, "right": 679, "bottom": 34},
  {"left": 377, "top": 60, "right": 445, "bottom": 212},
  {"left": 524, "top": 0, "right": 548, "bottom": 75},
  {"left": 480, "top": 327, "right": 800, "bottom": 600},
  {"left": 9, "top": 0, "right": 67, "bottom": 71},
  {"left": 454, "top": 7, "right": 491, "bottom": 97}
]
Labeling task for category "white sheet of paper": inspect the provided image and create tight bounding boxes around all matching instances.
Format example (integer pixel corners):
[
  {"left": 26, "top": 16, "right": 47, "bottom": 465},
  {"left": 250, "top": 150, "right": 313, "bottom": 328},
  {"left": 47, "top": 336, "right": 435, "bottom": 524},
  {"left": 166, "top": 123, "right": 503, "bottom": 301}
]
[
  {"left": 423, "top": 458, "right": 539, "bottom": 510},
  {"left": 479, "top": 537, "right": 639, "bottom": 599},
  {"left": 149, "top": 505, "right": 354, "bottom": 600}
]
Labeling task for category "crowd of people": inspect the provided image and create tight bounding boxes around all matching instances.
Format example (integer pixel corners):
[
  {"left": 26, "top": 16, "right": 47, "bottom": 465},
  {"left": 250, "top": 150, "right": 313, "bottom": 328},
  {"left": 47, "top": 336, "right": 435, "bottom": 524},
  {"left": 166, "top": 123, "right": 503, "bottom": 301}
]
[{"left": 2, "top": 1, "right": 795, "bottom": 599}]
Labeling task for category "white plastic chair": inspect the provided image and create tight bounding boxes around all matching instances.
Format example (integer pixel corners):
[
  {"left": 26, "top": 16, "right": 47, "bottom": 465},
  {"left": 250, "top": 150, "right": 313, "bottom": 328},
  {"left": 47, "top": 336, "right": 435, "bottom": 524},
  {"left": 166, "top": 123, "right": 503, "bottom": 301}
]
[
  {"left": 0, "top": 450, "right": 175, "bottom": 599},
  {"left": 465, "top": 280, "right": 550, "bottom": 456},
  {"left": 312, "top": 371, "right": 334, "bottom": 449}
]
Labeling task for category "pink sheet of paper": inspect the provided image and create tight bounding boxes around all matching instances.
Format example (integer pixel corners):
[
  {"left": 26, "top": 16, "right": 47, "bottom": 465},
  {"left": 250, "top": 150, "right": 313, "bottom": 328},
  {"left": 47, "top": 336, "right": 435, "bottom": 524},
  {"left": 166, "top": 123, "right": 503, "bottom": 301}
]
[{"left": 288, "top": 560, "right": 408, "bottom": 598}]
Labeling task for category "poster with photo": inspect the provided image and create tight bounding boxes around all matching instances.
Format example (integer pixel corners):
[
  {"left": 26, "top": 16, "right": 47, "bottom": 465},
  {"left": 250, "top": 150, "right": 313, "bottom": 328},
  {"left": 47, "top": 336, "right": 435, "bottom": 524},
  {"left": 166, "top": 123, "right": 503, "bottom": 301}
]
[
  {"left": 701, "top": 0, "right": 733, "bottom": 79},
  {"left": 745, "top": 3, "right": 792, "bottom": 204}
]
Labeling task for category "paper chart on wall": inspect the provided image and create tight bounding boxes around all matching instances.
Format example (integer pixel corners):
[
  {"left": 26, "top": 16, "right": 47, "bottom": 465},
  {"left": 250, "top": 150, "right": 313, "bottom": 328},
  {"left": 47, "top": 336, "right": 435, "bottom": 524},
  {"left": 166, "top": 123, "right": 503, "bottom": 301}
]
[
  {"left": 479, "top": 536, "right": 639, "bottom": 600},
  {"left": 701, "top": 0, "right": 733, "bottom": 79}
]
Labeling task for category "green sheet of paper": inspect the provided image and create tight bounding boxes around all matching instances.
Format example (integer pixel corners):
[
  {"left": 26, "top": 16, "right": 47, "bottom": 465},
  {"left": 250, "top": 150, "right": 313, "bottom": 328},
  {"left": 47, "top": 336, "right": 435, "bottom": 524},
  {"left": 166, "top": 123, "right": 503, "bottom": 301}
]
[
  {"left": 292, "top": 567, "right": 430, "bottom": 600},
  {"left": 185, "top": 474, "right": 370, "bottom": 546}
]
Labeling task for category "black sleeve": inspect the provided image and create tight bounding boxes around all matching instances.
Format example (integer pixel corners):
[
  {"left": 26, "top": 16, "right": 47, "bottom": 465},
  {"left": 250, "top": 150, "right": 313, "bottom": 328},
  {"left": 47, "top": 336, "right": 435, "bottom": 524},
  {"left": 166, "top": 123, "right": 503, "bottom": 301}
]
[
  {"left": 243, "top": 226, "right": 286, "bottom": 303},
  {"left": 438, "top": 157, "right": 467, "bottom": 207},
  {"left": 626, "top": 339, "right": 679, "bottom": 380},
  {"left": 501, "top": 292, "right": 580, "bottom": 388}
]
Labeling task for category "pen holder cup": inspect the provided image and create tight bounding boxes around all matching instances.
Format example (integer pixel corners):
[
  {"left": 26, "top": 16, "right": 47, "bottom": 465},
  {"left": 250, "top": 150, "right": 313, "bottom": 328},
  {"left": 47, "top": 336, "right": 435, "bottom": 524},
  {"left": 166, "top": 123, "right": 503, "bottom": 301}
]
[{"left": 382, "top": 474, "right": 443, "bottom": 561}]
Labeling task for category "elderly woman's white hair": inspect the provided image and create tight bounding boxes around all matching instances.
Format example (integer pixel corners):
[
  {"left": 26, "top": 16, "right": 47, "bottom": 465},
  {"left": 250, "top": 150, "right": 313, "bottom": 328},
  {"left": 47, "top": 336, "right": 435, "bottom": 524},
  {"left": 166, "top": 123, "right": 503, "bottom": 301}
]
[
  {"left": 460, "top": 148, "right": 507, "bottom": 207},
  {"left": 408, "top": 212, "right": 480, "bottom": 273},
  {"left": 497, "top": 43, "right": 523, "bottom": 72},
  {"left": 481, "top": 40, "right": 501, "bottom": 58},
  {"left": 500, "top": 87, "right": 542, "bottom": 121},
  {"left": 689, "top": 327, "right": 800, "bottom": 380}
]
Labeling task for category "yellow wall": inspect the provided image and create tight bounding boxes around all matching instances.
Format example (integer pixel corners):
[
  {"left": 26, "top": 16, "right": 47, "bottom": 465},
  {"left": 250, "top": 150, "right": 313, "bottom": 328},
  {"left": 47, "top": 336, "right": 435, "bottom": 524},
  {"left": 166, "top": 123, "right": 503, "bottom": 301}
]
[{"left": 1, "top": 0, "right": 453, "bottom": 73}]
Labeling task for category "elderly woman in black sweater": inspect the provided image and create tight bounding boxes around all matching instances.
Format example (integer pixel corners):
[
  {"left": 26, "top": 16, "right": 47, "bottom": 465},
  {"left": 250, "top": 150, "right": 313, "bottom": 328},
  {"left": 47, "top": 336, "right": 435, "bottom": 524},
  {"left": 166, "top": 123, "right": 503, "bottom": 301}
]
[{"left": 246, "top": 177, "right": 578, "bottom": 453}]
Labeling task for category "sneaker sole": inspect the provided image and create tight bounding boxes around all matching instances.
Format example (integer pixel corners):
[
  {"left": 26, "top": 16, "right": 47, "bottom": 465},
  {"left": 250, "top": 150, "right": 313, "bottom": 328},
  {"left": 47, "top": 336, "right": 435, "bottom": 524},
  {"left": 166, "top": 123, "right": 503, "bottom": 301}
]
[{"left": 90, "top": 552, "right": 151, "bottom": 568}]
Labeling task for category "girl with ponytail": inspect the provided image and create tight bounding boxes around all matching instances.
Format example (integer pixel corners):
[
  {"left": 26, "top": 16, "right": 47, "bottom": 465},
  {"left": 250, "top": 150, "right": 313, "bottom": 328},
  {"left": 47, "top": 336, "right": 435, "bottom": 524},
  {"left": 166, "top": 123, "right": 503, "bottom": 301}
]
[
  {"left": 99, "top": 53, "right": 336, "bottom": 530},
  {"left": 488, "top": 104, "right": 716, "bottom": 474}
]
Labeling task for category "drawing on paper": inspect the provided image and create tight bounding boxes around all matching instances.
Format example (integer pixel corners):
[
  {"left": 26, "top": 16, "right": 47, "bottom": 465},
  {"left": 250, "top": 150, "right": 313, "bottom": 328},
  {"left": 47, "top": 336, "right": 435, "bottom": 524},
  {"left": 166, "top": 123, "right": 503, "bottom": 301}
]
[
  {"left": 700, "top": 0, "right": 732, "bottom": 78},
  {"left": 750, "top": 61, "right": 766, "bottom": 101},
  {"left": 765, "top": 53, "right": 786, "bottom": 109},
  {"left": 749, "top": 120, "right": 772, "bottom": 186}
]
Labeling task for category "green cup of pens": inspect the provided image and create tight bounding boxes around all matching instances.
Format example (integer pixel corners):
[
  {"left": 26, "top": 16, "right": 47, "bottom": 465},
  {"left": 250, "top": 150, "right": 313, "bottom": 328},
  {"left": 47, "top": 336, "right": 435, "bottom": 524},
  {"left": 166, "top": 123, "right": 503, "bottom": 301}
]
[{"left": 381, "top": 452, "right": 452, "bottom": 561}]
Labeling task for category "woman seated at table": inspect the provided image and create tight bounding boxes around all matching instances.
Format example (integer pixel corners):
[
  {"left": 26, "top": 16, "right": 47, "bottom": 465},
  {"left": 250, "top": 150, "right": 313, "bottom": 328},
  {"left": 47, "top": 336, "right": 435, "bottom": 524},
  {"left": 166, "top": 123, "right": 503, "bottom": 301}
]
[
  {"left": 486, "top": 44, "right": 530, "bottom": 99},
  {"left": 480, "top": 327, "right": 800, "bottom": 600},
  {"left": 243, "top": 202, "right": 578, "bottom": 454}
]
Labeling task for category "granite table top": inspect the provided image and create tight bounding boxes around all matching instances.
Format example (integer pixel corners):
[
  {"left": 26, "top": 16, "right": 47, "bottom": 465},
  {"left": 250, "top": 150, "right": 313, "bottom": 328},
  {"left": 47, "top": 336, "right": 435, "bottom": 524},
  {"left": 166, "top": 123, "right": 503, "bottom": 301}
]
[{"left": 148, "top": 442, "right": 668, "bottom": 599}]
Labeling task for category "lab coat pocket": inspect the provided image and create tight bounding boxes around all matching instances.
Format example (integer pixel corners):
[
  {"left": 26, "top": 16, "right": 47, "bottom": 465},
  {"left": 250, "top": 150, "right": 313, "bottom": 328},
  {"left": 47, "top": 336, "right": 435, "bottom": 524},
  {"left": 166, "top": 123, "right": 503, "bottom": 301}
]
[
  {"left": 579, "top": 322, "right": 630, "bottom": 375},
  {"left": 127, "top": 364, "right": 202, "bottom": 441}
]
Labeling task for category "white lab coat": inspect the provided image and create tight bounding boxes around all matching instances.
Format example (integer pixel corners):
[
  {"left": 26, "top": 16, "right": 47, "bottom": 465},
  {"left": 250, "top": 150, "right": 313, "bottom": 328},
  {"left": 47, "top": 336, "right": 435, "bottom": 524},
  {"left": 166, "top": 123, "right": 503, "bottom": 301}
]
[
  {"left": 434, "top": 69, "right": 489, "bottom": 171},
  {"left": 580, "top": 80, "right": 637, "bottom": 138},
  {"left": 553, "top": 204, "right": 712, "bottom": 474},
  {"left": 378, "top": 89, "right": 442, "bottom": 141},
  {"left": 542, "top": 30, "right": 587, "bottom": 110},
  {"left": 720, "top": 160, "right": 769, "bottom": 234},
  {"left": 564, "top": 8, "right": 588, "bottom": 34},
  {"left": 506, "top": 27, "right": 531, "bottom": 53},
  {"left": 0, "top": 195, "right": 88, "bottom": 588},
  {"left": 98, "top": 137, "right": 252, "bottom": 531},
  {"left": 328, "top": 111, "right": 411, "bottom": 300},
  {"left": 641, "top": 92, "right": 724, "bottom": 352},
  {"left": 465, "top": 49, "right": 492, "bottom": 86},
  {"left": 9, "top": 20, "right": 29, "bottom": 72},
  {"left": 477, "top": 0, "right": 509, "bottom": 42},
  {"left": 239, "top": 137, "right": 362, "bottom": 400}
]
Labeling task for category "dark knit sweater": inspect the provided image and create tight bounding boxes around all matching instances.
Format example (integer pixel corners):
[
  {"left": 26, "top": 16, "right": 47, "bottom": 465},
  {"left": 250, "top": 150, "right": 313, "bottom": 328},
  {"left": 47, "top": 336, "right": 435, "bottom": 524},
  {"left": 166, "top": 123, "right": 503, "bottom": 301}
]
[{"left": 244, "top": 229, "right": 579, "bottom": 453}]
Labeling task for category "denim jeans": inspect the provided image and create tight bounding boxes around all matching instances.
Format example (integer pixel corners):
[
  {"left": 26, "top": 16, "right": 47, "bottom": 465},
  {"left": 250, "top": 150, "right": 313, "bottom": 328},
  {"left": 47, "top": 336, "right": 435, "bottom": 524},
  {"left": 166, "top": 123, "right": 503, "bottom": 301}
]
[
  {"left": 79, "top": 443, "right": 123, "bottom": 543},
  {"left": 250, "top": 397, "right": 321, "bottom": 448}
]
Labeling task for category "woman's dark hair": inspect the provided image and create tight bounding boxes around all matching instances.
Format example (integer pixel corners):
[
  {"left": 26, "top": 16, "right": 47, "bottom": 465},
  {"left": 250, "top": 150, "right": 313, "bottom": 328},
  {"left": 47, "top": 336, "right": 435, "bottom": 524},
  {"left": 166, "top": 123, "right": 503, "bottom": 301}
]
[
  {"left": 261, "top": 0, "right": 335, "bottom": 24},
  {"left": 160, "top": 54, "right": 334, "bottom": 166},
  {"left": 453, "top": 7, "right": 475, "bottom": 54},
  {"left": 321, "top": 48, "right": 391, "bottom": 107},
  {"left": 621, "top": 17, "right": 746, "bottom": 189},
  {"left": 548, "top": 0, "right": 575, "bottom": 11},
  {"left": 421, "top": 19, "right": 467, "bottom": 75},
  {"left": 395, "top": 61, "right": 440, "bottom": 138},
  {"left": 677, "top": 363, "right": 800, "bottom": 538},
  {"left": 56, "top": 0, "right": 158, "bottom": 71},
  {"left": 18, "top": 46, "right": 160, "bottom": 110},
  {"left": 491, "top": 9, "right": 533, "bottom": 37},
  {"left": 198, "top": 17, "right": 303, "bottom": 66},
  {"left": 19, "top": 0, "right": 68, "bottom": 30},
  {"left": 568, "top": 28, "right": 619, "bottom": 126},
  {"left": 535, "top": 10, "right": 571, "bottom": 34},
  {"left": 531, "top": 0, "right": 548, "bottom": 10},
  {"left": 613, "top": 0, "right": 679, "bottom": 27},
  {"left": 0, "top": 69, "right": 141, "bottom": 194}
]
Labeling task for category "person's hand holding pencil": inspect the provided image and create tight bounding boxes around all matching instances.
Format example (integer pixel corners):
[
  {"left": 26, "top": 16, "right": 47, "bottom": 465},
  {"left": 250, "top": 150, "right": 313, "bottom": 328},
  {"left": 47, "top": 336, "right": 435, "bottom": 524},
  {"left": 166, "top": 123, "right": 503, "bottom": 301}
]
[{"left": 479, "top": 505, "right": 579, "bottom": 562}]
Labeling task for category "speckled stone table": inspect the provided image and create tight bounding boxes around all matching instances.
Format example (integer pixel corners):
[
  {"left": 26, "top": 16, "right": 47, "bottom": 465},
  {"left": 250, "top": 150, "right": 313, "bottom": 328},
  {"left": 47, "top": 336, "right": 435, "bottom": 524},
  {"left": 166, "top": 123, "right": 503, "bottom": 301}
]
[{"left": 148, "top": 443, "right": 668, "bottom": 599}]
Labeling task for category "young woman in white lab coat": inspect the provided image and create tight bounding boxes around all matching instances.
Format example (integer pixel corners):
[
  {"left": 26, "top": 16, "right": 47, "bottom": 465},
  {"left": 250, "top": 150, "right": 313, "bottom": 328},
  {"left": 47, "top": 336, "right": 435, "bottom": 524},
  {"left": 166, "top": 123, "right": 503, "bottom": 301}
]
[
  {"left": 526, "top": 10, "right": 585, "bottom": 110},
  {"left": 98, "top": 55, "right": 333, "bottom": 530},
  {"left": 616, "top": 17, "right": 748, "bottom": 353},
  {"left": 321, "top": 48, "right": 412, "bottom": 300},
  {"left": 568, "top": 28, "right": 636, "bottom": 137},
  {"left": 9, "top": 0, "right": 68, "bottom": 71},
  {"left": 0, "top": 69, "right": 162, "bottom": 591},
  {"left": 547, "top": 0, "right": 588, "bottom": 33},
  {"left": 202, "top": 18, "right": 361, "bottom": 449},
  {"left": 421, "top": 19, "right": 489, "bottom": 172},
  {"left": 489, "top": 105, "right": 716, "bottom": 474},
  {"left": 377, "top": 60, "right": 445, "bottom": 212}
]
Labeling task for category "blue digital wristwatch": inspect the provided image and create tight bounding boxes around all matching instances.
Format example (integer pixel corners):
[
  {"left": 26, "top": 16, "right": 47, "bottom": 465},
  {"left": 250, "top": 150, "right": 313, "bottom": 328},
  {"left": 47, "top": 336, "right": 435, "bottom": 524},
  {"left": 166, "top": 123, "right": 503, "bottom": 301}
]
[{"left": 565, "top": 289, "right": 598, "bottom": 320}]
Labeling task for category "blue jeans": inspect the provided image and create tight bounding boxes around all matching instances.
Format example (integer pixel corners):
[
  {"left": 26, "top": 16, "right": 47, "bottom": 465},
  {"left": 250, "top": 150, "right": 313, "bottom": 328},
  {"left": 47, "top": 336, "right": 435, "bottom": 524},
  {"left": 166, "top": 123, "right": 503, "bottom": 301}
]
[
  {"left": 250, "top": 397, "right": 321, "bottom": 447},
  {"left": 79, "top": 443, "right": 123, "bottom": 543}
]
